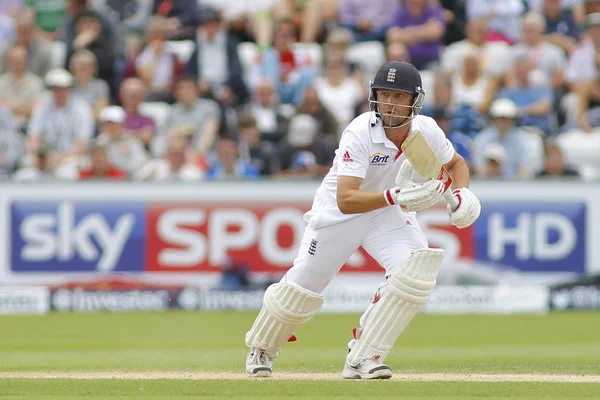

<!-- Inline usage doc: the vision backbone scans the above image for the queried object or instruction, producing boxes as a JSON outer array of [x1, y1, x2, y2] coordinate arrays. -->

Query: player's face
[[376, 89, 413, 126]]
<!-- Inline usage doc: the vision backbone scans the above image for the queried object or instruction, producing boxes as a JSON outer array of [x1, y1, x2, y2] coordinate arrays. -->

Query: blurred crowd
[[0, 0, 600, 182]]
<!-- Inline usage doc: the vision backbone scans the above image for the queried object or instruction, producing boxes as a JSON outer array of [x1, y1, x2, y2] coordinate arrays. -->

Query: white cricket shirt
[[304, 112, 455, 229]]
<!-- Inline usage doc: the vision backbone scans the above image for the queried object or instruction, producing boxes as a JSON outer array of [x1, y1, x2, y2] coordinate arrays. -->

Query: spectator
[[473, 98, 531, 179], [63, 0, 115, 52], [386, 42, 412, 63], [24, 0, 66, 39], [0, 1, 24, 16], [481, 142, 506, 179], [123, 16, 185, 102], [564, 13, 600, 98], [337, 0, 398, 42], [165, 75, 221, 155], [500, 56, 557, 136], [96, 105, 148, 175], [65, 9, 116, 87], [0, 105, 24, 178], [535, 140, 581, 177], [429, 105, 472, 166], [237, 113, 279, 176], [466, 0, 525, 44], [450, 49, 495, 114], [313, 52, 363, 129], [323, 28, 364, 80], [510, 11, 566, 89], [245, 78, 290, 143], [542, 0, 580, 54], [0, 44, 44, 131], [0, 9, 53, 77], [207, 137, 260, 180], [12, 147, 62, 181], [92, 0, 152, 37], [572, 54, 600, 131], [151, 0, 197, 40], [275, 0, 339, 43], [187, 7, 248, 106], [441, 18, 512, 79], [277, 114, 334, 178], [438, 0, 468, 45], [119, 77, 157, 148], [79, 145, 128, 180], [69, 49, 109, 122], [386, 0, 446, 70], [296, 86, 339, 142], [136, 135, 204, 180], [27, 68, 94, 166], [260, 19, 316, 105]]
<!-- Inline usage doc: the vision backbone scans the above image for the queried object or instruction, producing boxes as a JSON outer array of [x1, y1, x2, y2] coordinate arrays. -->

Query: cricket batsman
[[244, 61, 481, 379]]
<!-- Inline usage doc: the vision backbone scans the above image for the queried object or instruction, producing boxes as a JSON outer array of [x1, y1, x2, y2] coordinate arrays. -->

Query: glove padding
[[386, 160, 445, 212], [447, 188, 481, 229]]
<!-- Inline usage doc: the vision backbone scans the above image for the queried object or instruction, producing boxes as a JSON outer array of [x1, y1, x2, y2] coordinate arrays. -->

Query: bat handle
[[443, 190, 460, 211]]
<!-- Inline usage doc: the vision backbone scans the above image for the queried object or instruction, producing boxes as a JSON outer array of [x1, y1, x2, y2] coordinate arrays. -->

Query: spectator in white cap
[[277, 114, 335, 178], [27, 68, 94, 170], [482, 143, 506, 179], [473, 98, 530, 179], [96, 105, 148, 176]]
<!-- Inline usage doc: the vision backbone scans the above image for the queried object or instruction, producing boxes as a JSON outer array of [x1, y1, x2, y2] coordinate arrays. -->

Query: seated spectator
[[27, 0, 67, 39], [0, 105, 24, 178], [92, 0, 152, 38], [429, 106, 472, 166], [323, 27, 364, 79], [450, 49, 495, 113], [510, 12, 566, 89], [296, 86, 339, 142], [63, 0, 115, 46], [313, 53, 363, 129], [69, 49, 109, 122], [275, 0, 339, 43], [441, 18, 512, 79], [245, 77, 290, 143], [206, 137, 260, 180], [123, 16, 185, 103], [277, 114, 334, 178], [164, 75, 221, 155], [0, 9, 52, 77], [466, 0, 525, 45], [473, 98, 531, 179], [535, 140, 581, 177], [386, 42, 411, 63], [500, 56, 557, 136], [337, 0, 398, 42], [96, 105, 148, 176], [481, 142, 506, 179], [571, 54, 600, 132], [27, 68, 94, 167], [12, 147, 55, 181], [78, 145, 128, 180], [0, 44, 44, 131], [237, 113, 279, 176], [65, 9, 116, 88], [386, 0, 446, 70], [438, 0, 467, 45], [136, 135, 204, 180], [186, 7, 248, 106], [119, 77, 157, 148], [151, 0, 197, 40], [542, 0, 580, 54], [260, 19, 317, 105]]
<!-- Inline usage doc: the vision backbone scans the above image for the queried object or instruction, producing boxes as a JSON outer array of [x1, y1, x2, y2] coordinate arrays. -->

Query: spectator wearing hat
[[136, 135, 205, 181], [0, 44, 44, 131], [237, 113, 279, 176], [481, 143, 506, 179], [123, 16, 185, 103], [337, 0, 399, 42], [78, 145, 128, 180], [535, 140, 581, 177], [151, 0, 198, 40], [277, 113, 334, 178], [186, 7, 249, 106], [96, 105, 148, 176], [206, 137, 260, 180], [27, 68, 94, 166], [473, 98, 530, 179]]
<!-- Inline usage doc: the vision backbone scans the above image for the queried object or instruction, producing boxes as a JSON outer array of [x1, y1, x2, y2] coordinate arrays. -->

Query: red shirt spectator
[[79, 146, 128, 180]]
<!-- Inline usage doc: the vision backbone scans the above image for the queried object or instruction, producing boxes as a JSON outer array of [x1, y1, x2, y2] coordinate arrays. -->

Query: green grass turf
[[1, 311, 599, 399]]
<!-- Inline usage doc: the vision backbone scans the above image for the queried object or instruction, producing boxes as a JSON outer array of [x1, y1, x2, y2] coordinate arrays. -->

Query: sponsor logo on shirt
[[342, 151, 353, 163], [369, 152, 390, 166]]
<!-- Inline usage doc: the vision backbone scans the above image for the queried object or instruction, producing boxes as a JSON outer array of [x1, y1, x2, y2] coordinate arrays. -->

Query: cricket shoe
[[341, 356, 392, 379], [246, 348, 273, 377]]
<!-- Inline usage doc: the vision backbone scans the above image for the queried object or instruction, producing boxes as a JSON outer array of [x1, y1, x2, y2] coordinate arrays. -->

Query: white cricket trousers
[[285, 205, 428, 329]]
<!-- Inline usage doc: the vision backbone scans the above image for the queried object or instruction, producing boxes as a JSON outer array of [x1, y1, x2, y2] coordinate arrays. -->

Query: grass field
[[1, 311, 599, 399]]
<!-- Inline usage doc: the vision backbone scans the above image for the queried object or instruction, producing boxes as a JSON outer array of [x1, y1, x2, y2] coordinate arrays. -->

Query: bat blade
[[401, 130, 459, 209]]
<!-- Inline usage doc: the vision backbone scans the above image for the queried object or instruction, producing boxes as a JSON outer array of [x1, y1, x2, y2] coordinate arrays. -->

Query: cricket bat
[[400, 130, 460, 210]]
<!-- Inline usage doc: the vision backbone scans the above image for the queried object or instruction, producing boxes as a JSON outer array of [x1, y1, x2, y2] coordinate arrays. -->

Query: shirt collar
[[369, 112, 408, 151]]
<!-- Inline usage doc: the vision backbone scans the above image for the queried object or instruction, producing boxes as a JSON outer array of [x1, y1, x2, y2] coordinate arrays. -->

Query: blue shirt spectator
[[207, 138, 260, 180]]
